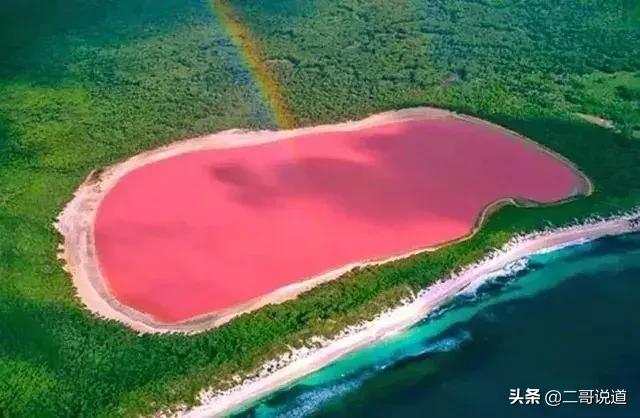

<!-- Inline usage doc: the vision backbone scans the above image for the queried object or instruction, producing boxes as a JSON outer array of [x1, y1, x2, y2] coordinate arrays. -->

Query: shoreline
[[179, 211, 640, 417], [54, 106, 591, 334]]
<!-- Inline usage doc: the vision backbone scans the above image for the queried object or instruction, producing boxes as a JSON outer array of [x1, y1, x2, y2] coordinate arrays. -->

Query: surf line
[[212, 0, 295, 129]]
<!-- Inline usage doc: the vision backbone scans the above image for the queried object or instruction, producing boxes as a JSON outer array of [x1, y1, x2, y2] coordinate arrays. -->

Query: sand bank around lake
[[55, 107, 591, 333]]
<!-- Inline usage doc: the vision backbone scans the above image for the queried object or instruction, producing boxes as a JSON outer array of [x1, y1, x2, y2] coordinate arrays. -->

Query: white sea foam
[[266, 378, 364, 418], [422, 329, 472, 354], [533, 237, 592, 255], [461, 258, 530, 296]]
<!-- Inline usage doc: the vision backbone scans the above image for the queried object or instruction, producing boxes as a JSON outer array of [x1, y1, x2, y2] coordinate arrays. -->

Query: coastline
[[54, 106, 591, 334], [179, 211, 640, 417]]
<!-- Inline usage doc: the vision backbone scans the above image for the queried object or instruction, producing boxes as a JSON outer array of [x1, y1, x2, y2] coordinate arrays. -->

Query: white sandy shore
[[177, 211, 640, 417], [55, 107, 591, 334]]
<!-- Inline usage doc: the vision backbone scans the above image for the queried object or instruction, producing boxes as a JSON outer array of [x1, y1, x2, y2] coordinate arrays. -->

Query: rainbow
[[212, 0, 295, 129]]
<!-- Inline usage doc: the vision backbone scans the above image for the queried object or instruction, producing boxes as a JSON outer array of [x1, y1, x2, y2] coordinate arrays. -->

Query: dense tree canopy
[[0, 0, 639, 415]]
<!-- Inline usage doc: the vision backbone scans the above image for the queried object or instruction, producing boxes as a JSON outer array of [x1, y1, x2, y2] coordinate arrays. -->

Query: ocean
[[230, 232, 640, 418]]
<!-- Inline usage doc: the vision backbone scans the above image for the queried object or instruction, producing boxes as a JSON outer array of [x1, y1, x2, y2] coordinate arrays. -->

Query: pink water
[[94, 119, 581, 322]]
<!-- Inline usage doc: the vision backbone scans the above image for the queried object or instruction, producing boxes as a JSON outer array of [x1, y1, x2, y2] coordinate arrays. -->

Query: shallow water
[[231, 232, 640, 418]]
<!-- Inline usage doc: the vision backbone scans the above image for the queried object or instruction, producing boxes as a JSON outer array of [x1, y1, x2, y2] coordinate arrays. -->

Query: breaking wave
[[259, 378, 367, 418], [421, 329, 472, 354], [533, 238, 592, 255], [460, 258, 531, 298]]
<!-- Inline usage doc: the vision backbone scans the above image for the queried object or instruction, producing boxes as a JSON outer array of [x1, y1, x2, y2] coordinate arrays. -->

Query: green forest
[[1, 0, 639, 416]]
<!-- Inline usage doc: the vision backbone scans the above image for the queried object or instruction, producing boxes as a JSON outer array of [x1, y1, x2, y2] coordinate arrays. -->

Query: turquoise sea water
[[231, 232, 640, 418]]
